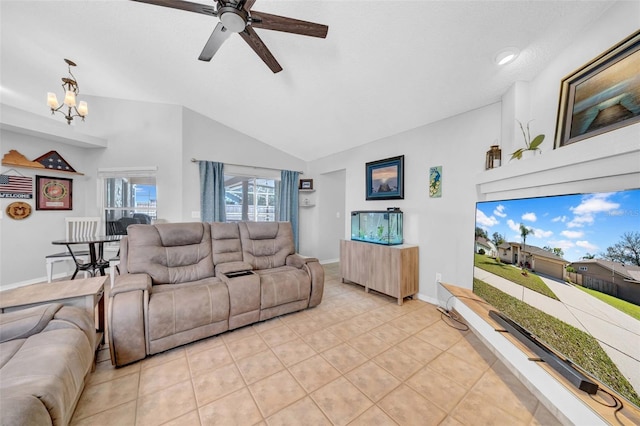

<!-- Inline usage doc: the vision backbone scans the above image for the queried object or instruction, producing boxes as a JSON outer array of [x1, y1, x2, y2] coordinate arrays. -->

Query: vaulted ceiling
[[0, 1, 615, 161]]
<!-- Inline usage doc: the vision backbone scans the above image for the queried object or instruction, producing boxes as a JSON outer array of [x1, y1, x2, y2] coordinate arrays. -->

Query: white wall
[[306, 0, 640, 304], [79, 96, 184, 223], [308, 104, 499, 303], [0, 130, 92, 285], [180, 108, 307, 222], [530, 1, 640, 146], [300, 169, 346, 262], [2, 1, 637, 292], [0, 101, 308, 287]]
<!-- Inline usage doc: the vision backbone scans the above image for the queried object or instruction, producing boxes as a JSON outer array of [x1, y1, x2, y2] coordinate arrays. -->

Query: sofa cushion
[[0, 327, 93, 426], [0, 339, 24, 369], [210, 222, 244, 265], [148, 278, 229, 341], [44, 306, 98, 351], [255, 266, 311, 309], [126, 223, 215, 284], [238, 222, 295, 270]]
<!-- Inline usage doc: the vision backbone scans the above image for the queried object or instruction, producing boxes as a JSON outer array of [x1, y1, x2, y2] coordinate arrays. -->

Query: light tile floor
[[71, 264, 559, 425]]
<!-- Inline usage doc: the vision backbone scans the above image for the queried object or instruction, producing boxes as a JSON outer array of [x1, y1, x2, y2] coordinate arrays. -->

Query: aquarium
[[351, 209, 403, 245]]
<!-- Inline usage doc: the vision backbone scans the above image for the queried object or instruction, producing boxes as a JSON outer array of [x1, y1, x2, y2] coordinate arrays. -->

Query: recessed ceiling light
[[495, 48, 520, 66]]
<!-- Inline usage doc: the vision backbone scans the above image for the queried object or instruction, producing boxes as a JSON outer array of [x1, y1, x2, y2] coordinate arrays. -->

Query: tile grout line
[[72, 269, 554, 425]]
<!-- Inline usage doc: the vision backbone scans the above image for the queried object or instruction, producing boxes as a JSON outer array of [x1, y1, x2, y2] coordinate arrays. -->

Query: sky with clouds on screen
[[476, 189, 640, 262]]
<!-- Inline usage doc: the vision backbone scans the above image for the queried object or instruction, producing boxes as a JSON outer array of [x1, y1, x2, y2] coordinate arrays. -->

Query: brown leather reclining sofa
[[108, 221, 324, 367]]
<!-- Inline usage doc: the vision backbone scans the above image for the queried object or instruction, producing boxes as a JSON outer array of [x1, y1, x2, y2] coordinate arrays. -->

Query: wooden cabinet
[[340, 239, 419, 305]]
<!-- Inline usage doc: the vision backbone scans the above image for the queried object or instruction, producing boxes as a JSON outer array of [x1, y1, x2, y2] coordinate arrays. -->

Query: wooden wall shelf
[[1, 162, 84, 176], [2, 150, 84, 175]]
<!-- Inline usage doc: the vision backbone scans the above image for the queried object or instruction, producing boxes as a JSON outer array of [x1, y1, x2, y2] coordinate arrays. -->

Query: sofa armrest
[[0, 303, 62, 343], [285, 255, 324, 308], [46, 305, 97, 350], [108, 273, 151, 367], [286, 254, 320, 269], [110, 274, 152, 297], [0, 395, 53, 426], [304, 260, 325, 308]]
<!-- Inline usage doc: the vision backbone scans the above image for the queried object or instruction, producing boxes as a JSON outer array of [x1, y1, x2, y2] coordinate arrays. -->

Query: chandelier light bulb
[[47, 92, 59, 109], [77, 101, 88, 117], [64, 90, 76, 107]]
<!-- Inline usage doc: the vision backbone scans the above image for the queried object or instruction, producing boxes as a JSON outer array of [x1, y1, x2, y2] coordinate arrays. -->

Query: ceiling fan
[[131, 0, 329, 73]]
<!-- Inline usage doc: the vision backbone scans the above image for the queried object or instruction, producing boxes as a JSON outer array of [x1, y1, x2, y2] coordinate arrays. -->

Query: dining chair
[[45, 217, 101, 283]]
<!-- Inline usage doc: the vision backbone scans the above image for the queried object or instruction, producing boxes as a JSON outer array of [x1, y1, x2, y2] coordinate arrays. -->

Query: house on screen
[[570, 259, 640, 305], [498, 242, 568, 281]]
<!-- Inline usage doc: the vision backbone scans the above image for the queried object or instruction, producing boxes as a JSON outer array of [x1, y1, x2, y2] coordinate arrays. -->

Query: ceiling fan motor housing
[[218, 5, 247, 33]]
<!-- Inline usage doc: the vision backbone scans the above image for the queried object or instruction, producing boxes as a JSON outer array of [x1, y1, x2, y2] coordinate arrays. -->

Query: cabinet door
[[393, 246, 419, 299], [340, 240, 369, 285], [367, 244, 392, 295]]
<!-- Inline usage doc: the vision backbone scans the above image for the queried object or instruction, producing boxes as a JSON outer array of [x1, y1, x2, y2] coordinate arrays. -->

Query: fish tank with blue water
[[351, 209, 403, 245]]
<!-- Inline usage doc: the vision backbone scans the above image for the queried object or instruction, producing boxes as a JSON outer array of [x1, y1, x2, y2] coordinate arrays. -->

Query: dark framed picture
[[36, 175, 72, 210], [299, 179, 314, 190], [555, 29, 640, 148], [366, 155, 404, 200]]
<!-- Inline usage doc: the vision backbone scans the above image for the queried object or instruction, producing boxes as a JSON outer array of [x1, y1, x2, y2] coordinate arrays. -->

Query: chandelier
[[47, 59, 88, 124]]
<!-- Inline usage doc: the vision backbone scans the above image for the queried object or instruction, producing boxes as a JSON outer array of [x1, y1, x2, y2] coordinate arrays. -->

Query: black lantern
[[485, 145, 502, 169]]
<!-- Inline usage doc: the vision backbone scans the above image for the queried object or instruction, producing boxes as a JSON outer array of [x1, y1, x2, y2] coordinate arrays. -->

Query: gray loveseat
[[109, 221, 324, 367], [0, 303, 96, 426]]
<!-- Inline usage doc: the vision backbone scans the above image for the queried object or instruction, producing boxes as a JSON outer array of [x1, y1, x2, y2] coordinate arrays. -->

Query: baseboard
[[1, 273, 61, 291], [1, 271, 78, 291], [320, 258, 339, 265], [416, 292, 439, 306]]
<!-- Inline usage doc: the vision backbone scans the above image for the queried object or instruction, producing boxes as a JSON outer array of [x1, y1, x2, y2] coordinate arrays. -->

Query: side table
[[0, 276, 107, 349]]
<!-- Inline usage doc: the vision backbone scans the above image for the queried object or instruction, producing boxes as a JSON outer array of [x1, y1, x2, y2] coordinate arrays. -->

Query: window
[[98, 168, 157, 235], [224, 175, 279, 222], [579, 266, 588, 272]]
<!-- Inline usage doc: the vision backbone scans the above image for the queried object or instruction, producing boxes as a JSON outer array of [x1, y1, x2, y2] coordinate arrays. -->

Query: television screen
[[473, 188, 640, 408]]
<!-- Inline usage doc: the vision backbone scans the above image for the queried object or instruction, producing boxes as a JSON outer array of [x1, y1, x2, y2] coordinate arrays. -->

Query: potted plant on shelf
[[510, 120, 544, 160]]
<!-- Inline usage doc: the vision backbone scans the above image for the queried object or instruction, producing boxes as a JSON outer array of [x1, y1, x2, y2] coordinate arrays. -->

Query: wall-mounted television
[[473, 188, 640, 409]]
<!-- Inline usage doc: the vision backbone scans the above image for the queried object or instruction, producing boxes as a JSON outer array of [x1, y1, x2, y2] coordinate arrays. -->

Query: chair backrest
[[125, 222, 214, 284], [65, 217, 101, 240], [118, 217, 141, 234], [238, 222, 295, 270], [106, 220, 126, 236], [132, 213, 152, 224]]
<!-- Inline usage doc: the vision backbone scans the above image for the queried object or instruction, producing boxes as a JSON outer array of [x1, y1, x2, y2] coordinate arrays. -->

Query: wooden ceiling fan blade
[[239, 26, 283, 73], [199, 23, 232, 61], [242, 0, 257, 11], [250, 11, 328, 38], [130, 0, 217, 16]]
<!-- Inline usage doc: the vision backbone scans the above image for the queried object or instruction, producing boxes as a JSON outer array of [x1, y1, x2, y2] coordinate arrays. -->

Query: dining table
[[51, 235, 122, 280]]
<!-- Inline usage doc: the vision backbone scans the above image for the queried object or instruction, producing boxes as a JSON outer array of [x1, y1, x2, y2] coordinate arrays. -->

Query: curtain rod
[[190, 158, 303, 175]]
